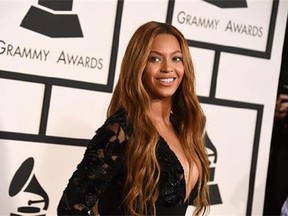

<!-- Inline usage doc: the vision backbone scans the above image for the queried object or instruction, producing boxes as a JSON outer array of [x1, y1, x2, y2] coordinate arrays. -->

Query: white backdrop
[[0, 0, 287, 215]]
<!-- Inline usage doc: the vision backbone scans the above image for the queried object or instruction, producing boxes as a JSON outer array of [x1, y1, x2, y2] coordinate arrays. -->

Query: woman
[[57, 21, 209, 216]]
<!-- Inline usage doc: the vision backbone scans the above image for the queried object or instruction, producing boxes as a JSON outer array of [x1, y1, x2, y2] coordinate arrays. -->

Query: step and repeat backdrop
[[0, 0, 287, 215]]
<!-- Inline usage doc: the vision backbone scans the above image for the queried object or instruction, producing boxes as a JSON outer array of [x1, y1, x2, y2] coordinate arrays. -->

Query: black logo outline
[[20, 0, 83, 38], [9, 157, 50, 215]]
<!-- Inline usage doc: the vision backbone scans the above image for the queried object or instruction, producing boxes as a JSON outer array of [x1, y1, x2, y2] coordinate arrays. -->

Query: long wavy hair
[[107, 21, 209, 215]]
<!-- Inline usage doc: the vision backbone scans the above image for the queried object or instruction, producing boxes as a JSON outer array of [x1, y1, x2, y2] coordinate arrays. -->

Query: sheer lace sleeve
[[57, 115, 128, 215]]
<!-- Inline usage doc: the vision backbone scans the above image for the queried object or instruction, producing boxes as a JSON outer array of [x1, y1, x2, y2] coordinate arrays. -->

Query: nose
[[160, 60, 173, 73], [160, 68, 173, 73]]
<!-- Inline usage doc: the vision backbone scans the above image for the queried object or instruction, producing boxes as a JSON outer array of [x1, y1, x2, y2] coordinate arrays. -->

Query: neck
[[150, 97, 172, 125]]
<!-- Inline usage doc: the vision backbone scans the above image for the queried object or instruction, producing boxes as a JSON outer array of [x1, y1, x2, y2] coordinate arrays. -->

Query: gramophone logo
[[9, 157, 49, 216], [205, 132, 222, 205], [20, 0, 83, 37], [202, 0, 248, 8]]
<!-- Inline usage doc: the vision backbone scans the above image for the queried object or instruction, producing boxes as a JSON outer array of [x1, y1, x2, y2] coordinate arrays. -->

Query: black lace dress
[[57, 110, 199, 215]]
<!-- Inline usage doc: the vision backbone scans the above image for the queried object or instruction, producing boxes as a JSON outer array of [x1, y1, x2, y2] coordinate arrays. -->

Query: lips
[[156, 78, 175, 83]]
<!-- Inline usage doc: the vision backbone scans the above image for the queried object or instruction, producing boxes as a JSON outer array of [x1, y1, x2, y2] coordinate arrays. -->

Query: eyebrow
[[149, 50, 182, 55]]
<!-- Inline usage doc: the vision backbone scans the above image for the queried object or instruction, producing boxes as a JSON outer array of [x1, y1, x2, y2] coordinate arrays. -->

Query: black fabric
[[57, 109, 199, 215], [263, 19, 288, 215], [263, 121, 288, 215]]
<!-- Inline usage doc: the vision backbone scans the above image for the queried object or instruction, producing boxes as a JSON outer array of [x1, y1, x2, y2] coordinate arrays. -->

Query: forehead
[[151, 34, 181, 50]]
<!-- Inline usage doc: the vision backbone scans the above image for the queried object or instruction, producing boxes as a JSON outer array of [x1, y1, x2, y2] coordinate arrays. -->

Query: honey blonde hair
[[107, 21, 209, 215]]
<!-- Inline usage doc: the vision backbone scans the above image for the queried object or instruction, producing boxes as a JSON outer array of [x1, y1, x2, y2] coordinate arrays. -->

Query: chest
[[156, 138, 198, 207]]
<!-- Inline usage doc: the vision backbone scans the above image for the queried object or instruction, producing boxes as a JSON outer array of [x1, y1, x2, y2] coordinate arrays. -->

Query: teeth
[[158, 78, 174, 83]]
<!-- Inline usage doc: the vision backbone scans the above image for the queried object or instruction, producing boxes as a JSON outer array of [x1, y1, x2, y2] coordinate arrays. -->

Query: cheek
[[179, 68, 185, 80], [143, 66, 155, 82]]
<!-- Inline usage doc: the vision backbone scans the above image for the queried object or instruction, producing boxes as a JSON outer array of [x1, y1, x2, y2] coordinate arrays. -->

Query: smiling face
[[143, 34, 185, 101]]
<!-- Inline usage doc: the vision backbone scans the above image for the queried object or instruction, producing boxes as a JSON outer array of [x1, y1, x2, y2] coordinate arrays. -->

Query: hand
[[275, 94, 288, 120]]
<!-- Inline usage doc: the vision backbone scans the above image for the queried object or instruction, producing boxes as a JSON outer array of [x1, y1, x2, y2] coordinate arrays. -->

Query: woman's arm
[[57, 121, 127, 215]]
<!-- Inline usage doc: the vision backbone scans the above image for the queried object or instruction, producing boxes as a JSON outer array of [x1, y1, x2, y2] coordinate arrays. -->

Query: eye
[[172, 56, 183, 62], [149, 55, 161, 62]]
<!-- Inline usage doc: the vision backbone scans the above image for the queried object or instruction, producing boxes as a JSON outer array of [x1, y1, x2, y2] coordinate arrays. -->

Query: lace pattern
[[57, 109, 198, 215]]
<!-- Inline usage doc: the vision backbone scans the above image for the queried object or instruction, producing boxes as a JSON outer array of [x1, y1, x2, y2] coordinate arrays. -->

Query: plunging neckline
[[159, 136, 197, 202]]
